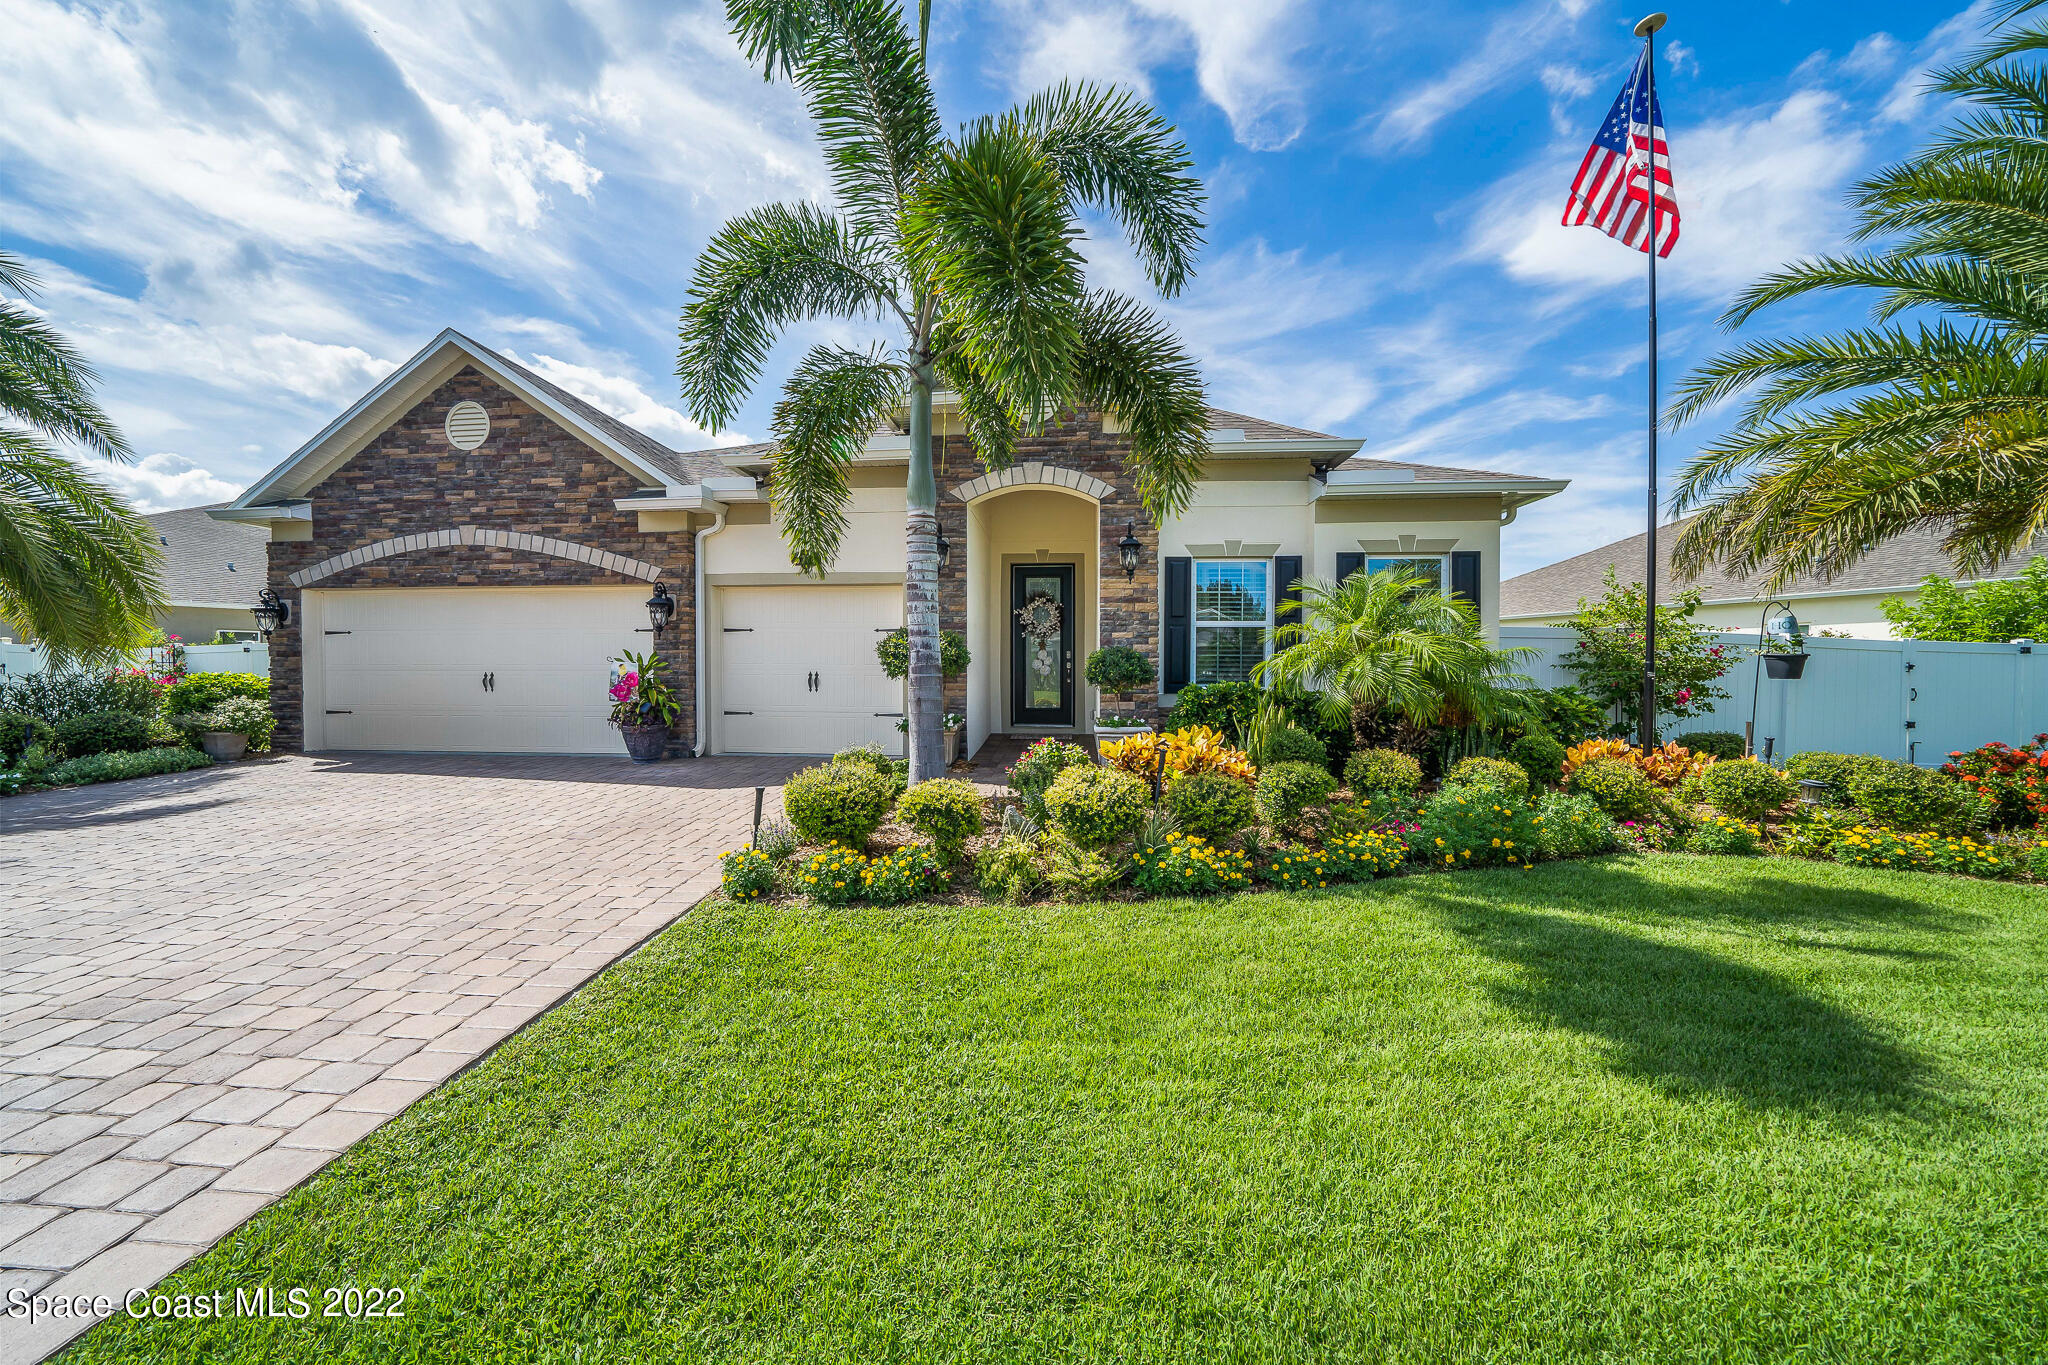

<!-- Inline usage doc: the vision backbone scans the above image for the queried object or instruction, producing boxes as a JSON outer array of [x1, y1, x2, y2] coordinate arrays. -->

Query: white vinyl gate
[[1501, 627, 2048, 763]]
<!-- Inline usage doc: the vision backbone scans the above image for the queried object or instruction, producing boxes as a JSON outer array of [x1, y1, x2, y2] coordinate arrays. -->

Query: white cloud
[[1132, 0, 1310, 151], [510, 351, 742, 449], [1841, 32, 1903, 80], [1009, 10, 1160, 100], [1372, 0, 1591, 154], [1541, 65, 1595, 99], [1473, 89, 1869, 306], [100, 453, 243, 513], [1878, 1, 1995, 124], [1663, 40, 1697, 77]]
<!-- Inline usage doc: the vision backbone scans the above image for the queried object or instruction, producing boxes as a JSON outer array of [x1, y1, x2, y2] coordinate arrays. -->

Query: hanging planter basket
[[1762, 651, 1809, 680]]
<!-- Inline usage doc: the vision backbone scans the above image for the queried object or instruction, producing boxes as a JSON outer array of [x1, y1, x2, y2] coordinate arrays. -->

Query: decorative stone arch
[[949, 462, 1115, 503], [288, 526, 664, 588]]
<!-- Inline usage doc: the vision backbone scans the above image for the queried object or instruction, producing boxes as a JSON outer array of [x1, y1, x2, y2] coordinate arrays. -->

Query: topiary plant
[[1671, 730, 1745, 761], [1507, 731, 1568, 787], [1164, 770, 1256, 842], [1254, 760, 1337, 834], [1566, 757, 1664, 823], [1043, 765, 1150, 849], [782, 760, 901, 849], [1696, 758, 1797, 822], [1443, 755, 1531, 801], [1084, 646, 1153, 723], [875, 629, 970, 679], [832, 743, 909, 796], [1344, 747, 1422, 797], [52, 710, 155, 758], [894, 778, 985, 866]]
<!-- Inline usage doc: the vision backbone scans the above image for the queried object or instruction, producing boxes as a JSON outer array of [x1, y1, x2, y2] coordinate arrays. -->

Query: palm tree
[[680, 0, 1209, 783], [0, 250, 162, 661], [1667, 1, 2048, 588], [1255, 567, 1534, 736]]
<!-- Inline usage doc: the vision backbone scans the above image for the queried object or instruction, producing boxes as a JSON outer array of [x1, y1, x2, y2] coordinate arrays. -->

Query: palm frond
[[1011, 81, 1206, 297], [0, 431, 162, 660], [929, 339, 1018, 470], [787, 0, 942, 246], [1071, 290, 1208, 522], [677, 202, 901, 432], [767, 345, 905, 575], [0, 248, 39, 299], [0, 303, 131, 460]]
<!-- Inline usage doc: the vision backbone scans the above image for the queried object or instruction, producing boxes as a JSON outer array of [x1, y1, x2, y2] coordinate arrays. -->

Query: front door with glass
[[1010, 564, 1074, 727]]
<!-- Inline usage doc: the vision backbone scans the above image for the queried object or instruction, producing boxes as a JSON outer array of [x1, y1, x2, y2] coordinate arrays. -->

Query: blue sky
[[0, 0, 1997, 575]]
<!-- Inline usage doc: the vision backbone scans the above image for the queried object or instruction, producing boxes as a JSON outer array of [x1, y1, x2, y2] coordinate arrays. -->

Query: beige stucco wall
[[1506, 587, 1923, 639]]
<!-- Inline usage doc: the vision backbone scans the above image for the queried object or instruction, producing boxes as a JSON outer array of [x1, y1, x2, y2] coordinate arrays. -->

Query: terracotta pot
[[620, 723, 670, 763], [198, 731, 248, 762], [1762, 652, 1809, 680]]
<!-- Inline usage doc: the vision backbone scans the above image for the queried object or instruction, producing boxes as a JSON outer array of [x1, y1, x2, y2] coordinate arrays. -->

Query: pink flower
[[1675, 688, 1692, 704], [609, 671, 639, 703]]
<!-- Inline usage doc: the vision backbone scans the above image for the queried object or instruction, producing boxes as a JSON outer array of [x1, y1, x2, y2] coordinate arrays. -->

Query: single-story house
[[0, 504, 268, 650], [213, 329, 1566, 759], [1500, 517, 2045, 638]]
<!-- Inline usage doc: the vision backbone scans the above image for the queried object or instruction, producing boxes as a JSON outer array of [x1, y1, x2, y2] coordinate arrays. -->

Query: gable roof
[[1500, 517, 2046, 618], [147, 505, 269, 606], [1337, 456, 1555, 484], [1205, 407, 1335, 441]]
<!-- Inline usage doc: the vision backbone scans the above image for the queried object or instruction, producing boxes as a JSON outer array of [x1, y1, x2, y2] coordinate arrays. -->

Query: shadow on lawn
[[1548, 856, 1985, 935], [1406, 881, 1948, 1114]]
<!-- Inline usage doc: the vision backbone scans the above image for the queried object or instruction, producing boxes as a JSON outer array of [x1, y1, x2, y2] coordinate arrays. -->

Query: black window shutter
[[1164, 556, 1192, 690], [1335, 551, 1365, 582], [1273, 555, 1303, 630], [1451, 550, 1481, 614]]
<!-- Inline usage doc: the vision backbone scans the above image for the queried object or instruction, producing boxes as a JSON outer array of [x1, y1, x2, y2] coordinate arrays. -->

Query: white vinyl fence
[[1502, 627, 2048, 765], [0, 640, 269, 685]]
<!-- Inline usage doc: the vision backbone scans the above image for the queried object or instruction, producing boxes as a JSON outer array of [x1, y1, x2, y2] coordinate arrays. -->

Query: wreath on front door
[[1016, 592, 1063, 682]]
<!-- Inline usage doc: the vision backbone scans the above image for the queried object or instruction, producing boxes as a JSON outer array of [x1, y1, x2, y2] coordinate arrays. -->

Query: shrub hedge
[[1697, 759, 1797, 821], [783, 760, 900, 849], [53, 710, 156, 758], [45, 747, 212, 788], [894, 779, 985, 866], [1254, 761, 1336, 833], [1343, 747, 1421, 797], [1164, 770, 1255, 842], [1444, 755, 1532, 801], [1508, 731, 1568, 787], [1044, 766, 1150, 849]]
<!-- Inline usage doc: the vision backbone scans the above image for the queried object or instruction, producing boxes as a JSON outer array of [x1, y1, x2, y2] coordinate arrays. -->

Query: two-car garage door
[[307, 587, 650, 754], [716, 584, 903, 755]]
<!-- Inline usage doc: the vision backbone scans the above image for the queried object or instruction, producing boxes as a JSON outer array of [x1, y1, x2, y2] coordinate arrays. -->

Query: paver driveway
[[0, 751, 799, 1361]]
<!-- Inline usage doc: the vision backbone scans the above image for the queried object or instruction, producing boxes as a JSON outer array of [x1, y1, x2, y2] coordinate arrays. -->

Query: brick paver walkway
[[0, 751, 798, 1361]]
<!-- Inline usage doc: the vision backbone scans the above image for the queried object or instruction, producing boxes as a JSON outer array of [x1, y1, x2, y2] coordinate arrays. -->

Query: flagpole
[[1635, 11, 1667, 752]]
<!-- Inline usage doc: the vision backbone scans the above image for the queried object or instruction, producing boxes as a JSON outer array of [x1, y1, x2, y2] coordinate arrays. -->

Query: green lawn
[[69, 856, 2048, 1363]]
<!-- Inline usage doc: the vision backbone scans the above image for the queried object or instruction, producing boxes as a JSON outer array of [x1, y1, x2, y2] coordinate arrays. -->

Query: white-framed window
[[1193, 559, 1271, 684], [1366, 555, 1449, 594]]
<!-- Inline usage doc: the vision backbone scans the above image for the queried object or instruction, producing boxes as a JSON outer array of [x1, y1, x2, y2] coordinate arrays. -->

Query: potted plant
[[877, 628, 970, 758], [1760, 611, 1810, 679], [609, 649, 680, 763], [174, 695, 273, 761], [1085, 646, 1154, 756], [897, 713, 967, 764]]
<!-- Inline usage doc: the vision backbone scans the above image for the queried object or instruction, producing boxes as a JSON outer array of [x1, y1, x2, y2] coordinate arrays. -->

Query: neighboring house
[[214, 329, 1566, 759], [1500, 517, 2044, 637], [0, 504, 268, 648]]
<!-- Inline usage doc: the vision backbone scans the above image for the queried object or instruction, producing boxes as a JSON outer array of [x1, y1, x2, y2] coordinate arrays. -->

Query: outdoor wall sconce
[[937, 532, 951, 572], [250, 588, 290, 640], [645, 581, 676, 634], [1118, 522, 1142, 579]]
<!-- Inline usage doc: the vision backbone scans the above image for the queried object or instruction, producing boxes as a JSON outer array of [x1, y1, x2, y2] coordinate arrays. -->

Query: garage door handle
[[326, 709, 352, 715], [724, 710, 753, 716], [324, 630, 352, 635], [874, 711, 903, 717], [723, 627, 753, 633]]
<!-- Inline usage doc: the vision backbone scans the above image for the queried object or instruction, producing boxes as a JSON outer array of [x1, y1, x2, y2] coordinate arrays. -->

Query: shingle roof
[[466, 340, 744, 485], [1204, 407, 1337, 441], [1500, 517, 2045, 617], [147, 506, 269, 606], [1338, 456, 1555, 483]]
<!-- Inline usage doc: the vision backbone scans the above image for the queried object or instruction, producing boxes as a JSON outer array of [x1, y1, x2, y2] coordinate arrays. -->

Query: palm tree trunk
[[904, 359, 945, 784]]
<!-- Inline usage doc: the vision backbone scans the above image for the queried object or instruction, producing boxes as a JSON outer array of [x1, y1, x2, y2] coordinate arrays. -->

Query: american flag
[[1563, 48, 1679, 257]]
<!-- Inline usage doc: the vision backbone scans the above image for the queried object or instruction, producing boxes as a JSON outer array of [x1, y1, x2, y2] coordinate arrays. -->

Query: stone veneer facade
[[934, 408, 1160, 724], [265, 366, 694, 754]]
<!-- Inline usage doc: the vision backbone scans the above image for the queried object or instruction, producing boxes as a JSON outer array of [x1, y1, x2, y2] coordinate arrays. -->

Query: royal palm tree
[[679, 0, 1209, 783], [0, 250, 162, 661], [1668, 1, 2048, 588], [1255, 567, 1533, 734]]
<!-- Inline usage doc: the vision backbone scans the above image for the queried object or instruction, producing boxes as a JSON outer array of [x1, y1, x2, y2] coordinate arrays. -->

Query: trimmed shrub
[[1044, 765, 1150, 849], [1685, 813, 1765, 856], [894, 779, 985, 865], [173, 695, 275, 752], [1083, 645, 1153, 695], [1566, 758, 1664, 823], [1507, 731, 1568, 787], [1256, 722, 1328, 770], [832, 744, 909, 796], [0, 712, 54, 765], [1163, 770, 1255, 842], [1444, 755, 1531, 801], [719, 847, 776, 900], [861, 845, 946, 904], [1672, 730, 1745, 761], [1256, 843, 1332, 889], [1255, 761, 1337, 834], [1164, 680, 1259, 742], [1318, 827, 1407, 881], [0, 668, 160, 724], [44, 747, 212, 788], [1784, 751, 1871, 805], [53, 710, 154, 758], [782, 760, 900, 849], [1344, 746, 1422, 797], [1844, 758, 1992, 835], [1532, 792, 1615, 859], [1008, 737, 1093, 821], [1130, 832, 1251, 895], [161, 672, 267, 717], [1697, 758, 1796, 821], [1417, 788, 1542, 869], [974, 835, 1042, 903], [795, 845, 868, 904]]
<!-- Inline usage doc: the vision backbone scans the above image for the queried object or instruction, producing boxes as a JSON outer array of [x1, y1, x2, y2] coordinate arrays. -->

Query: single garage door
[[717, 584, 903, 754], [308, 586, 653, 754]]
